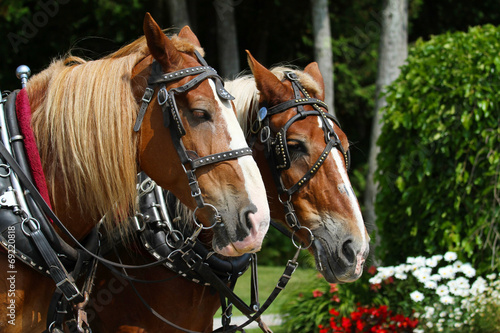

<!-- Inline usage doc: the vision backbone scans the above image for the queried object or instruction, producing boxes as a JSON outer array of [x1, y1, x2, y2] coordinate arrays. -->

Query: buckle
[[56, 278, 83, 302], [285, 71, 299, 81], [142, 87, 154, 103]]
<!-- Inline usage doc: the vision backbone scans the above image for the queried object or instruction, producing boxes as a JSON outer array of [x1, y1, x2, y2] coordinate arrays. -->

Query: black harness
[[251, 71, 350, 239], [114, 71, 352, 333], [134, 50, 253, 219], [111, 173, 299, 333], [0, 49, 254, 333], [0, 89, 100, 333]]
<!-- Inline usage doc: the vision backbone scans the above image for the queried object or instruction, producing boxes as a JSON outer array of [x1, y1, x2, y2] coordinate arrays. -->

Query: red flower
[[351, 311, 362, 321], [368, 265, 377, 275], [384, 277, 394, 284], [312, 289, 324, 298], [331, 294, 341, 303], [370, 283, 382, 292], [329, 309, 340, 316], [356, 320, 365, 331], [341, 317, 352, 330], [329, 283, 339, 293]]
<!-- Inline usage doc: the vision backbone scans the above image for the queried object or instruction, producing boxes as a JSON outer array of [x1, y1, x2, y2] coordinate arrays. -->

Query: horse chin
[[213, 241, 261, 257], [312, 237, 365, 284]]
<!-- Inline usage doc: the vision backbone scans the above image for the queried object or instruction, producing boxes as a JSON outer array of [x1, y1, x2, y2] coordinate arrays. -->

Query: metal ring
[[0, 164, 11, 178], [165, 230, 184, 248], [278, 192, 291, 205], [192, 204, 222, 230], [21, 217, 41, 237], [291, 226, 314, 250], [139, 178, 155, 194], [259, 126, 270, 143]]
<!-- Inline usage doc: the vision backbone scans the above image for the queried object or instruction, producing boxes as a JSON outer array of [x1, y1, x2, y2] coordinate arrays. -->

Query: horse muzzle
[[211, 205, 270, 257], [312, 233, 369, 284]]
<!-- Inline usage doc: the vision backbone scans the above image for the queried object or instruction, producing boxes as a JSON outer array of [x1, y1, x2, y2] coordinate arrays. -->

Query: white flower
[[452, 260, 464, 270], [377, 266, 395, 279], [431, 274, 443, 282], [440, 295, 454, 304], [486, 273, 497, 280], [432, 254, 443, 262], [410, 290, 425, 302], [426, 257, 439, 268], [424, 280, 438, 289], [470, 277, 487, 295], [444, 251, 458, 262], [460, 263, 476, 278], [425, 306, 435, 318], [436, 285, 449, 296], [413, 267, 432, 282], [395, 272, 408, 280], [438, 266, 456, 279], [369, 276, 382, 284]]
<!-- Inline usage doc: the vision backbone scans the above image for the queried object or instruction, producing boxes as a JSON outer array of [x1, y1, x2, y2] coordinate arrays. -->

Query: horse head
[[134, 14, 270, 256], [27, 14, 269, 257], [229, 51, 370, 283]]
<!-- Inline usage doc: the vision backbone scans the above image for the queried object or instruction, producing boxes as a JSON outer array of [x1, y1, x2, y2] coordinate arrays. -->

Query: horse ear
[[143, 12, 182, 69], [246, 50, 288, 104], [178, 26, 202, 48], [304, 62, 325, 100]]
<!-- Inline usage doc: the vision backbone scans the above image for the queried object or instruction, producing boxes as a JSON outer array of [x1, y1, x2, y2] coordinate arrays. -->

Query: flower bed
[[279, 252, 499, 332]]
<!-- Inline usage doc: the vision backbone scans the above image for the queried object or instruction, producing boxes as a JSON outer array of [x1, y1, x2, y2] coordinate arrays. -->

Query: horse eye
[[287, 140, 307, 155], [191, 109, 210, 120]]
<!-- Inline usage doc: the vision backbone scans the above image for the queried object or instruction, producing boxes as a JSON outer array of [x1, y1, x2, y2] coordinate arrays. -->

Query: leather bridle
[[134, 50, 253, 227], [250, 71, 350, 242]]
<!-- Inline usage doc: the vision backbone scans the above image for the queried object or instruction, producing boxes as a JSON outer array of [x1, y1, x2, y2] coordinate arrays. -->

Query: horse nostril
[[341, 238, 356, 266]]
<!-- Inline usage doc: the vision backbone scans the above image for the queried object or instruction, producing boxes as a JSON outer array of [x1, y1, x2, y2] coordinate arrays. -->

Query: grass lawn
[[213, 265, 319, 327]]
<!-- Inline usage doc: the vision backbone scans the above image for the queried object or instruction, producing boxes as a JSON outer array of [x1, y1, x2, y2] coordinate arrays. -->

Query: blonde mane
[[225, 66, 323, 135], [26, 33, 203, 232]]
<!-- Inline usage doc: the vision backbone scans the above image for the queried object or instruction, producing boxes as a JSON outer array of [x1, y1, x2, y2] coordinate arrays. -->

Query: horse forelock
[[270, 66, 323, 99]]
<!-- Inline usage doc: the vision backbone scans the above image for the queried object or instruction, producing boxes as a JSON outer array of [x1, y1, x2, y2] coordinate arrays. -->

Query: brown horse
[[0, 15, 269, 333], [88, 52, 369, 332]]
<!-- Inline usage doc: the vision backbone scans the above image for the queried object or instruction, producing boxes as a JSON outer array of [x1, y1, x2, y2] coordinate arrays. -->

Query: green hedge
[[375, 25, 500, 273]]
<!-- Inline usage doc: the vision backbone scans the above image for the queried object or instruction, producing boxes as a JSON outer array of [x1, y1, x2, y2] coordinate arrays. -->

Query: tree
[[311, 0, 334, 114], [364, 0, 408, 256], [164, 0, 191, 28], [213, 0, 240, 78]]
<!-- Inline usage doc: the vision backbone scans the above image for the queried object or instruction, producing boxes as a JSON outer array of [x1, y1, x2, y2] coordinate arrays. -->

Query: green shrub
[[376, 24, 500, 273]]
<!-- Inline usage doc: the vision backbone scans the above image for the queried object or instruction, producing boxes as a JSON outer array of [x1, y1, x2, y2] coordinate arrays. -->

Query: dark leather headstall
[[251, 71, 350, 235], [133, 50, 252, 224]]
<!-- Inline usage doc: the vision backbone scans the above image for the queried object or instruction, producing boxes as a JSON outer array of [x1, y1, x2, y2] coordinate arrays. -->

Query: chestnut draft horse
[[0, 14, 269, 333], [88, 52, 369, 333]]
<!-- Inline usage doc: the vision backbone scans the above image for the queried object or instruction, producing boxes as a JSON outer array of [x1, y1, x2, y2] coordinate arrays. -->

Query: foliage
[[375, 24, 500, 273], [279, 252, 499, 333]]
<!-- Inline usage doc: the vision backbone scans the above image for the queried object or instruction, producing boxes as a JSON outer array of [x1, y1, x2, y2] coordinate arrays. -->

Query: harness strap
[[0, 142, 84, 303], [267, 97, 327, 116]]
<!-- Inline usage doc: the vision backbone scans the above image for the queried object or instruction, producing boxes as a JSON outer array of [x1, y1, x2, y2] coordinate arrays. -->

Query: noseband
[[134, 51, 253, 227], [251, 71, 350, 239]]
